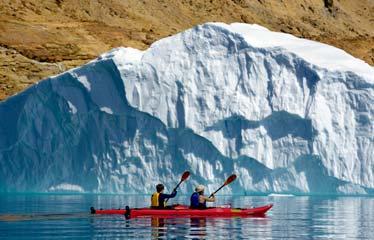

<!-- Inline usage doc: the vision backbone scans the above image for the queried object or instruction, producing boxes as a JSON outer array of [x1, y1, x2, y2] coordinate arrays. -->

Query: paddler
[[151, 183, 177, 209], [190, 185, 215, 209]]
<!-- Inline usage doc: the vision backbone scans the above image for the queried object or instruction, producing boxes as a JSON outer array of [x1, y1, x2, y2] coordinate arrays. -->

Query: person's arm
[[201, 195, 215, 202], [206, 195, 215, 202], [161, 190, 177, 199]]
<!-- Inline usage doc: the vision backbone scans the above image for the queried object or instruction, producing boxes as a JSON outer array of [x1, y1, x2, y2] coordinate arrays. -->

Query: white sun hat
[[195, 185, 205, 193]]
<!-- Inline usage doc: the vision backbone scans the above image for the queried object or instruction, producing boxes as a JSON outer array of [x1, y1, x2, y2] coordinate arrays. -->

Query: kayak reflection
[[150, 217, 208, 239], [149, 215, 269, 240]]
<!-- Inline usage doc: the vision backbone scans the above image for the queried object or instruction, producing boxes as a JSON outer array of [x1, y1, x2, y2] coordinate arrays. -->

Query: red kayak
[[90, 204, 273, 218]]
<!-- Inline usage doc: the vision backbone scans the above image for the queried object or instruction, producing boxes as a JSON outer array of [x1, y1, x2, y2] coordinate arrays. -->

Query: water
[[0, 194, 373, 239]]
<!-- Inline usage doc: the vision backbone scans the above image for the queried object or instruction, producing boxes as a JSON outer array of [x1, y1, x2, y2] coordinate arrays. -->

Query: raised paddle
[[209, 174, 237, 198], [165, 171, 190, 203]]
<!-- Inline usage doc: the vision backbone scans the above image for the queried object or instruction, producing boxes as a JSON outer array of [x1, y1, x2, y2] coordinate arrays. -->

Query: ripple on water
[[0, 195, 373, 239]]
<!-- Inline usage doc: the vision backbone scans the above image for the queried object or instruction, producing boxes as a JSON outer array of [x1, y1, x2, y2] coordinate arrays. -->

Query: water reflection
[[0, 195, 373, 239], [143, 217, 209, 239], [127, 214, 270, 239], [190, 218, 207, 238], [151, 217, 166, 239]]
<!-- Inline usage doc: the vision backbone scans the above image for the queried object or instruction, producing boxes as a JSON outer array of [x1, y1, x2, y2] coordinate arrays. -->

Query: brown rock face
[[0, 0, 373, 100]]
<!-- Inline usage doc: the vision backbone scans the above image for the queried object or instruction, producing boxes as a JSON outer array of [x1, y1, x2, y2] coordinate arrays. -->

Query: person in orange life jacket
[[151, 183, 177, 209], [190, 185, 215, 209]]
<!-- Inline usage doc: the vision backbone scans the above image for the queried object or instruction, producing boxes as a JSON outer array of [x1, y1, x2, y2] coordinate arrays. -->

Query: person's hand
[[210, 194, 215, 200]]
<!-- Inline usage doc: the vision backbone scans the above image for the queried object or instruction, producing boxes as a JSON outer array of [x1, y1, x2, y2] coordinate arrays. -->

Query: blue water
[[0, 194, 373, 239]]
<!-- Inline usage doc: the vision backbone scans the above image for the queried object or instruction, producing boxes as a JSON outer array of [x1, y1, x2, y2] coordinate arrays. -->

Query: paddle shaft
[[164, 180, 182, 204], [173, 180, 183, 192], [208, 174, 237, 198], [209, 184, 225, 198], [165, 171, 190, 203]]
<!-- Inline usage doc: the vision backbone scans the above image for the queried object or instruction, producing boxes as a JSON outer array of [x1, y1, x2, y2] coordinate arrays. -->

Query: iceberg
[[0, 23, 373, 194]]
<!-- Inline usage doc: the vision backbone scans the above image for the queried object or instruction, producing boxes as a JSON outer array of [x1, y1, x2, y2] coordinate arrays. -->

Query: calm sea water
[[0, 194, 373, 239]]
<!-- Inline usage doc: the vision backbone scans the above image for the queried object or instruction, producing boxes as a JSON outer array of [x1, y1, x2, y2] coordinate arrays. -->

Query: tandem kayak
[[90, 204, 273, 218]]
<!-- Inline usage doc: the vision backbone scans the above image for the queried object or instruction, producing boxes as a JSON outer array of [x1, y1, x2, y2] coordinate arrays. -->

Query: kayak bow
[[90, 204, 273, 218]]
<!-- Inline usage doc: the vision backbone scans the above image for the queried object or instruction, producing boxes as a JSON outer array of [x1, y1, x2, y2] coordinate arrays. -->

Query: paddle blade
[[224, 174, 237, 186], [181, 171, 190, 181]]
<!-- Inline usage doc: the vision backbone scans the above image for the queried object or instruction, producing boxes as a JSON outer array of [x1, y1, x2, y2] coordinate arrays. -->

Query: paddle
[[209, 174, 237, 198], [165, 171, 190, 203]]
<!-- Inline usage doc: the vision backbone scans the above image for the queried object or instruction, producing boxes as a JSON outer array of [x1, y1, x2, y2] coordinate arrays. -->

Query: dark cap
[[156, 183, 164, 192]]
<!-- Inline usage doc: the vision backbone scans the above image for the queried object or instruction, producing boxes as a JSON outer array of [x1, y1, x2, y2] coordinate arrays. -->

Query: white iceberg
[[0, 23, 373, 195]]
